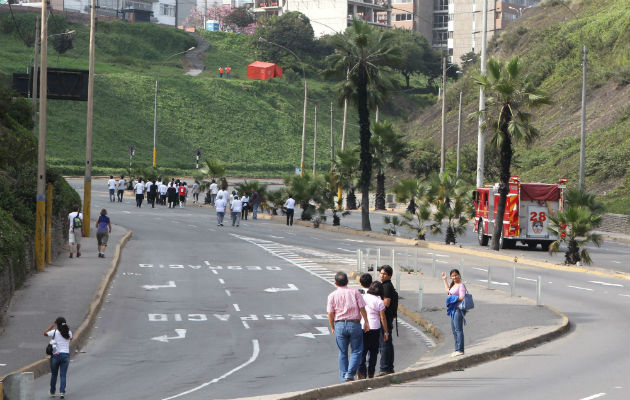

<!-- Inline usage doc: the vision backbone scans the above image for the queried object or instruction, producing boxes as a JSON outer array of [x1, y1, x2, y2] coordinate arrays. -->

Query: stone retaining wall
[[599, 213, 630, 235]]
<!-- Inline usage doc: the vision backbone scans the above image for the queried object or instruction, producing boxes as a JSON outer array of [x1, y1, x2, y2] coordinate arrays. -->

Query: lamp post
[[507, 5, 532, 18], [559, 3, 587, 191], [153, 46, 196, 168], [258, 37, 308, 176], [440, 58, 460, 174]]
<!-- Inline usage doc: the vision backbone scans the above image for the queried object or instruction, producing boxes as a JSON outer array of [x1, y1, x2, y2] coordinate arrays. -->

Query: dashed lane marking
[[233, 234, 435, 348], [588, 281, 623, 287], [568, 285, 594, 291], [579, 393, 606, 400]]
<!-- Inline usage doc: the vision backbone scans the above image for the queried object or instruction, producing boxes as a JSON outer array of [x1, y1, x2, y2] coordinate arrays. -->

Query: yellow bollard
[[35, 199, 45, 271], [46, 183, 53, 263]]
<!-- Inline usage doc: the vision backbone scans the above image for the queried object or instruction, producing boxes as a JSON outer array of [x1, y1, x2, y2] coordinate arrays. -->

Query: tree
[[425, 172, 472, 245], [333, 148, 360, 210], [325, 20, 402, 231], [224, 8, 254, 29], [390, 28, 441, 88], [371, 121, 410, 210], [472, 56, 551, 250], [254, 12, 315, 64], [409, 139, 440, 178], [548, 206, 602, 265]]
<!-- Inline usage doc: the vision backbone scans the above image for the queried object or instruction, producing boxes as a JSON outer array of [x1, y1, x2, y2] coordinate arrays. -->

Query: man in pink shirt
[[327, 271, 370, 382]]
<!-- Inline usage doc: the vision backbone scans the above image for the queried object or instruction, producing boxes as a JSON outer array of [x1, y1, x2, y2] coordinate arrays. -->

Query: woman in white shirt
[[44, 317, 73, 398], [215, 194, 227, 226], [358, 281, 388, 379], [134, 178, 145, 208]]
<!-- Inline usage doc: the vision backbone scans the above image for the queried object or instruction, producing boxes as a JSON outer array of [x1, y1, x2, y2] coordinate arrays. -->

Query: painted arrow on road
[[264, 283, 298, 293], [296, 327, 330, 339], [142, 281, 176, 290], [151, 329, 187, 343]]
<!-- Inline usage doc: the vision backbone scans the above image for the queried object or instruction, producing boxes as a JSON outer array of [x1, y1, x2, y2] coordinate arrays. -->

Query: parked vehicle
[[472, 177, 568, 250]]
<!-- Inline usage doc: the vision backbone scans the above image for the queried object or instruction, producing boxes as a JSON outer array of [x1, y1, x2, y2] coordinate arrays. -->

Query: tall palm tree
[[472, 56, 551, 250], [371, 121, 411, 210], [333, 148, 360, 210], [548, 206, 602, 265], [325, 20, 402, 231]]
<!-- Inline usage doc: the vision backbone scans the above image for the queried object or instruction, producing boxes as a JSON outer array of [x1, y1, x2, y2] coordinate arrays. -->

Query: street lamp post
[[258, 37, 308, 176], [153, 46, 196, 168]]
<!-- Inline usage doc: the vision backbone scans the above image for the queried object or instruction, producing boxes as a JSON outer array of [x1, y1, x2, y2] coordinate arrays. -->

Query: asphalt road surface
[[33, 180, 429, 399]]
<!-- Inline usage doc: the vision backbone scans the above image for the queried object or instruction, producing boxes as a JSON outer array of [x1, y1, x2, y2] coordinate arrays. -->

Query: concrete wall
[[599, 213, 630, 235]]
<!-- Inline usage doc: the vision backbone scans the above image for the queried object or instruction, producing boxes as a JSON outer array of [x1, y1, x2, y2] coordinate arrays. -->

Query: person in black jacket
[[377, 265, 398, 376]]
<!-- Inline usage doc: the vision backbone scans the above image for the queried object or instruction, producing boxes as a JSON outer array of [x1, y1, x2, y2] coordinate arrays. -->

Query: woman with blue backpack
[[442, 269, 468, 357]]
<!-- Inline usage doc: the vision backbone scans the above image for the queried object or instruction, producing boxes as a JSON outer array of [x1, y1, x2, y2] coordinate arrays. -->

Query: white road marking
[[337, 248, 355, 253], [151, 329, 186, 343], [477, 279, 509, 286], [296, 327, 330, 339], [568, 285, 594, 291], [225, 289, 231, 296], [142, 281, 176, 290], [473, 267, 487, 272], [264, 283, 299, 293], [270, 235, 284, 239], [427, 252, 449, 258], [518, 277, 538, 282], [212, 270, 218, 275], [188, 224, 198, 228], [588, 281, 623, 287], [218, 279, 225, 284], [242, 321, 250, 329], [233, 304, 240, 312], [0, 363, 7, 366], [437, 260, 449, 264], [579, 393, 606, 400], [618, 294, 630, 298], [161, 339, 260, 400], [612, 261, 621, 264], [344, 239, 364, 242]]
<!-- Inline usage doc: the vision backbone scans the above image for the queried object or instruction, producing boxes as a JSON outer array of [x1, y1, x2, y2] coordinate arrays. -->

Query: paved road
[[31, 180, 428, 399]]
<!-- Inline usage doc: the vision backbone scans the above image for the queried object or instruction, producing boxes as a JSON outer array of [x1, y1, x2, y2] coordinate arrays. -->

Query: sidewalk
[[0, 224, 131, 381]]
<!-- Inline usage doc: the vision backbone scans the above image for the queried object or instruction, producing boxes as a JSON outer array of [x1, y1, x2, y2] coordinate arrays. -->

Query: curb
[[0, 230, 133, 381]]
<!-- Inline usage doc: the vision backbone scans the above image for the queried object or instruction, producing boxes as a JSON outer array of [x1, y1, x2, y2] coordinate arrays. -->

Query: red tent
[[247, 61, 283, 80]]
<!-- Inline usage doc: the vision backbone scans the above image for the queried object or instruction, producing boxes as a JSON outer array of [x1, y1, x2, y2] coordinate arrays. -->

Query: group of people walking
[[326, 266, 398, 382], [212, 185, 260, 227]]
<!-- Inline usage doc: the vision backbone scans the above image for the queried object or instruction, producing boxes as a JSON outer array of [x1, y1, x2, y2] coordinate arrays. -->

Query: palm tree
[[548, 206, 602, 265], [472, 56, 551, 250], [395, 179, 432, 240], [325, 20, 402, 231], [200, 159, 227, 182], [333, 148, 360, 210], [425, 172, 472, 245], [371, 121, 411, 210]]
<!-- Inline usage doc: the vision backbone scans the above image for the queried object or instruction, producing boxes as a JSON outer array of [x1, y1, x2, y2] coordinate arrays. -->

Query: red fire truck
[[472, 177, 567, 250]]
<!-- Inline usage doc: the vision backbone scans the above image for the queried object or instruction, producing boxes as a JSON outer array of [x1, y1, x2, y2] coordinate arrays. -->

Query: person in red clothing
[[178, 182, 188, 208], [219, 66, 224, 77], [226, 66, 231, 78]]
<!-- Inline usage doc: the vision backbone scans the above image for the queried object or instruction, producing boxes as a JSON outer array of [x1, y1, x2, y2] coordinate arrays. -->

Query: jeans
[[286, 208, 294, 226], [217, 211, 225, 225], [211, 193, 217, 204], [117, 189, 124, 202], [379, 320, 395, 373], [252, 203, 259, 219], [232, 212, 241, 226], [334, 321, 363, 382], [359, 329, 380, 377], [451, 308, 465, 352], [50, 353, 70, 394], [109, 189, 115, 202]]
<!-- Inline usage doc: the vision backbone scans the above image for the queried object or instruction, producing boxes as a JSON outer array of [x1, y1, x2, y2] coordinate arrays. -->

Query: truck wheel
[[478, 221, 489, 246], [500, 231, 514, 249], [541, 242, 550, 251], [527, 242, 538, 250]]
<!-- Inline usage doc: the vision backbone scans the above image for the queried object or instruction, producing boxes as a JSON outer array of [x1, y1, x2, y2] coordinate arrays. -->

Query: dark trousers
[[135, 193, 143, 207], [359, 329, 380, 377], [286, 208, 294, 225], [242, 204, 249, 220], [117, 189, 124, 202], [379, 320, 394, 373]]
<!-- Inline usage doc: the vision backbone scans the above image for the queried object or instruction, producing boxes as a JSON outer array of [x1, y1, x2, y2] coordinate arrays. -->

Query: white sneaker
[[450, 351, 464, 357]]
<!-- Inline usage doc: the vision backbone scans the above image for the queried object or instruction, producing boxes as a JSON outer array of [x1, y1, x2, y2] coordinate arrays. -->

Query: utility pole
[[440, 56, 447, 174], [32, 17, 39, 132], [456, 91, 463, 178], [330, 101, 334, 170], [83, 0, 96, 237], [476, 0, 488, 188], [313, 104, 318, 175], [579, 45, 587, 191], [35, 3, 48, 271], [153, 78, 158, 167], [375, 106, 379, 123]]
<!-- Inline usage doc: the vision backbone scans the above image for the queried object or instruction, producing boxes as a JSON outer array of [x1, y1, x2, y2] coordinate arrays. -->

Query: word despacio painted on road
[[138, 262, 283, 271]]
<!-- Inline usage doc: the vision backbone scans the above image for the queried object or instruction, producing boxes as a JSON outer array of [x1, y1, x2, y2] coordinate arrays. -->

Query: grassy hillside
[[0, 16, 367, 177], [407, 0, 629, 214]]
